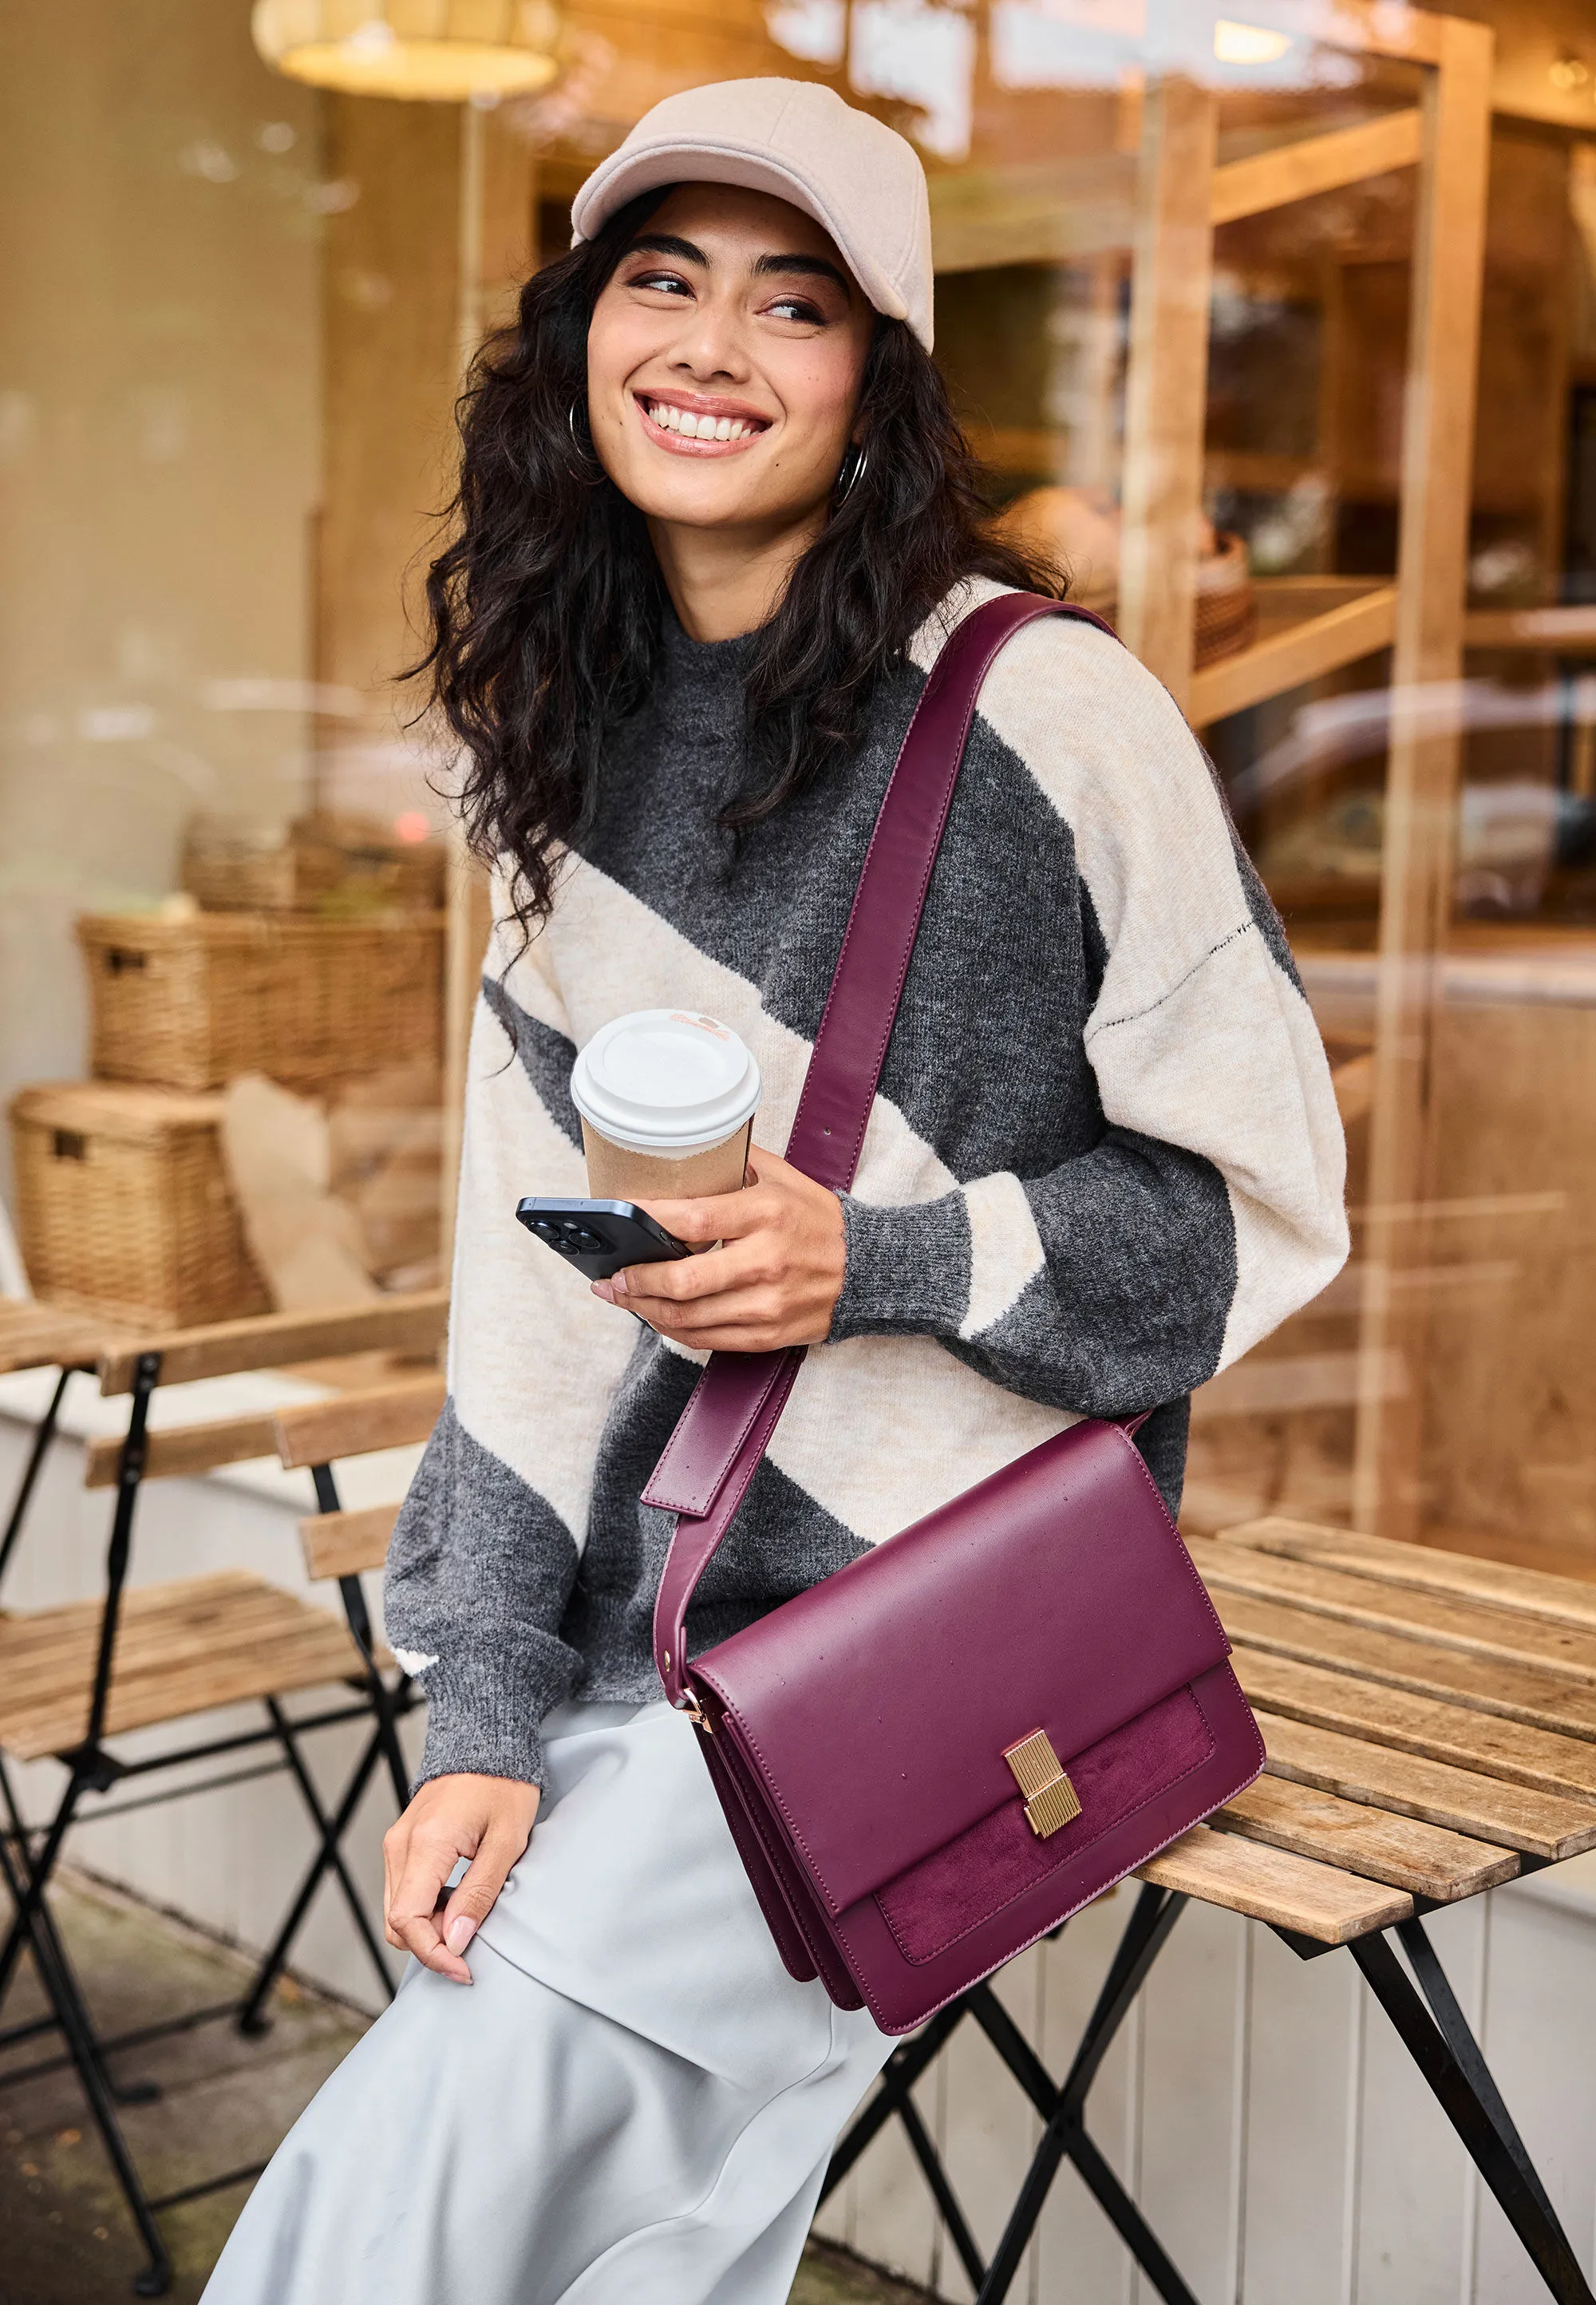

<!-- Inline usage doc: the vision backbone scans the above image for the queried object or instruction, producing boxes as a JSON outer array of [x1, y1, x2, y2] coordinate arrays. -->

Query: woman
[[205, 78, 1346, 2305]]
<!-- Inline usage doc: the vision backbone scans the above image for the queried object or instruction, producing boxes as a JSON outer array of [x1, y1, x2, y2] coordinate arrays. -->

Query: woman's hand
[[382, 1773, 539, 1984], [591, 1146, 846, 1353]]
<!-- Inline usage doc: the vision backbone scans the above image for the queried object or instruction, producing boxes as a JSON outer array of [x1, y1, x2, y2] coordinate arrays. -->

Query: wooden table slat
[[1211, 1587, 1596, 1746], [1236, 1649, 1596, 1805], [1211, 1774, 1518, 1900], [1256, 1710, 1596, 1860], [1217, 1516, 1596, 1635], [1136, 1822, 1413, 1943], [1190, 1532, 1596, 1683]]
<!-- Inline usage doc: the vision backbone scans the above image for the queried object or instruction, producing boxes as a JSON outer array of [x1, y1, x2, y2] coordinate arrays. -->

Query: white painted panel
[[1240, 1919, 1362, 2305], [1035, 1888, 1144, 2305], [810, 2161, 857, 2252], [933, 1942, 1045, 2303], [1354, 1899, 1483, 2305], [1474, 1881, 1596, 2302], [1135, 1894, 1249, 2304], [840, 2067, 944, 2291]]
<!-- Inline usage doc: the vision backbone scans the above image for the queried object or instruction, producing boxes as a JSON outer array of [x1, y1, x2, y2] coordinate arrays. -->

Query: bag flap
[[690, 1419, 1229, 1919]]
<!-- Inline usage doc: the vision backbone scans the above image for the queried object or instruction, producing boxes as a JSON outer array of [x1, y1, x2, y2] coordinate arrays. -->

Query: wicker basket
[[76, 912, 445, 1093], [1194, 531, 1257, 668], [9, 1083, 270, 1330], [181, 812, 446, 917]]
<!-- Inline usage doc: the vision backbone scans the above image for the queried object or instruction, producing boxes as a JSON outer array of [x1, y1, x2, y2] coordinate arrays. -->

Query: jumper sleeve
[[384, 872, 638, 1789], [828, 614, 1348, 1420]]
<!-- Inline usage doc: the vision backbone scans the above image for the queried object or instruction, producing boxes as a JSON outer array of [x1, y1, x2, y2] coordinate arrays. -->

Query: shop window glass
[[3, 0, 1594, 1575]]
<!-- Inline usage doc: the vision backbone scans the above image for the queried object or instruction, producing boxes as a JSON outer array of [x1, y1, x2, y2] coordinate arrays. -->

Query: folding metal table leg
[[821, 1886, 1199, 2305], [0, 1769, 87, 2012], [236, 1720, 392, 2034], [0, 1793, 172, 2295], [972, 1886, 1195, 2305], [1395, 1915, 1570, 2245], [0, 1366, 71, 1588], [259, 1698, 396, 2006], [1352, 1927, 1594, 2305], [820, 1998, 971, 2200]]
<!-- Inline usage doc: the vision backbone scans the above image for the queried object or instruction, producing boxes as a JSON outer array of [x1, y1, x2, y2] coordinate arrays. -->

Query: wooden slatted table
[[825, 1516, 1596, 2305]]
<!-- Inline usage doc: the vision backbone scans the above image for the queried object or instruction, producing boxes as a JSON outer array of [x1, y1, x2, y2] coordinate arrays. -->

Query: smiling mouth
[[636, 394, 770, 453]]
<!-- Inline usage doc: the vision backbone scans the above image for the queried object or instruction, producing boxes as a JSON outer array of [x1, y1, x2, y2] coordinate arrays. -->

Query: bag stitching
[[702, 1425, 1234, 1912], [836, 1666, 1266, 2032], [873, 1683, 1218, 1968]]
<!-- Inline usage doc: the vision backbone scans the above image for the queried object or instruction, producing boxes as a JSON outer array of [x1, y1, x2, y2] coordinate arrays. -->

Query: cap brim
[[570, 141, 911, 329]]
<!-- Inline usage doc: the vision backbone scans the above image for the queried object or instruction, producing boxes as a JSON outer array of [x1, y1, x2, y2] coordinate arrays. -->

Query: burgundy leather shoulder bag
[[643, 591, 1265, 2035]]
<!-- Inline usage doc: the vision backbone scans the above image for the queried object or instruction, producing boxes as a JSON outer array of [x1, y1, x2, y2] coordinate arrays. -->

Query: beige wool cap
[[571, 79, 934, 351]]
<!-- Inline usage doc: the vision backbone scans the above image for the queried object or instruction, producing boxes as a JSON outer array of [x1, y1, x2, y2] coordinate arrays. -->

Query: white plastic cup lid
[[570, 1010, 761, 1156]]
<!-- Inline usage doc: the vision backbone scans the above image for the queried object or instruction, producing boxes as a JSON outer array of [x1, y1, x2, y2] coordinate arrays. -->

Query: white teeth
[[645, 401, 757, 441]]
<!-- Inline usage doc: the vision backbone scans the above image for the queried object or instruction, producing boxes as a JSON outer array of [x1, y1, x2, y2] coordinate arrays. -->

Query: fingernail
[[591, 1280, 614, 1303], [445, 1914, 476, 1956], [610, 1270, 629, 1297]]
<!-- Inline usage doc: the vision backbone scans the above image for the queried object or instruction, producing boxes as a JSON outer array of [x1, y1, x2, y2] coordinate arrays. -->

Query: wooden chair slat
[[1237, 1649, 1596, 1805], [97, 1288, 448, 1395], [1211, 1774, 1518, 1901], [1257, 1711, 1596, 1861], [299, 1502, 400, 1581], [1136, 1822, 1412, 1943], [0, 1575, 367, 1760], [1190, 1532, 1596, 1684], [1212, 1587, 1596, 1745], [272, 1374, 445, 1471], [82, 1412, 284, 1492], [1217, 1516, 1596, 1635], [0, 1300, 123, 1375], [0, 1581, 306, 1695]]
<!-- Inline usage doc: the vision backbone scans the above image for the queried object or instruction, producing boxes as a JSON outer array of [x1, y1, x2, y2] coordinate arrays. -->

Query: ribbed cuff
[[406, 1633, 578, 1793], [829, 1188, 973, 1340]]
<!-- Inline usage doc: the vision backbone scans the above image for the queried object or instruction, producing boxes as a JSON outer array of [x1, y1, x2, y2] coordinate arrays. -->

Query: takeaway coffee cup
[[570, 1010, 761, 1202]]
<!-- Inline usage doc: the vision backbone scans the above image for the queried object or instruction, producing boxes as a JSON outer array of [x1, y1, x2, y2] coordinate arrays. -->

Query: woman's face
[[585, 183, 875, 540]]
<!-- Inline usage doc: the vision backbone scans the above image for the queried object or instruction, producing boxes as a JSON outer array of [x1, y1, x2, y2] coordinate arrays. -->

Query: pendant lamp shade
[[251, 0, 563, 101]]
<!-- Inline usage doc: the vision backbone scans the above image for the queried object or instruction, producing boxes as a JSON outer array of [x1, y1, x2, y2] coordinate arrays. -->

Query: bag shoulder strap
[[646, 593, 1118, 1706]]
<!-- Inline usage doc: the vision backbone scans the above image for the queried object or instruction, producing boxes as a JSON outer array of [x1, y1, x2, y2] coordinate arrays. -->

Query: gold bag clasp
[[1002, 1728, 1081, 1839]]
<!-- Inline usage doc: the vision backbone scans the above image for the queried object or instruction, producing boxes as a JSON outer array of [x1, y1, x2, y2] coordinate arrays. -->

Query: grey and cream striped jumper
[[385, 579, 1349, 1790]]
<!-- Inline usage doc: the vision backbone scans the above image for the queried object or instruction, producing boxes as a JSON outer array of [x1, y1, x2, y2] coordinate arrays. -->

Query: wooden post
[[440, 107, 535, 1267], [1351, 19, 1495, 1538], [1118, 73, 1217, 710]]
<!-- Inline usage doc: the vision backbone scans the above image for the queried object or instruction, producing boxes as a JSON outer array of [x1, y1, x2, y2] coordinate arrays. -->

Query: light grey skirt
[[200, 1698, 891, 2305]]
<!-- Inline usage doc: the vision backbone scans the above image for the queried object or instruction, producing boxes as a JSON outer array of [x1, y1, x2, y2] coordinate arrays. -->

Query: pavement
[[0, 1869, 928, 2304]]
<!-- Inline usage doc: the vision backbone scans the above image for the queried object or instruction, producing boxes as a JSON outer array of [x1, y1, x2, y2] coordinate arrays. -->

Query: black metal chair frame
[[823, 1878, 1595, 2305], [0, 1351, 417, 2295]]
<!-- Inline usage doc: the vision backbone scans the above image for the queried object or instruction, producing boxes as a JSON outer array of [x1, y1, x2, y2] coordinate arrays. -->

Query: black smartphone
[[515, 1196, 691, 1283]]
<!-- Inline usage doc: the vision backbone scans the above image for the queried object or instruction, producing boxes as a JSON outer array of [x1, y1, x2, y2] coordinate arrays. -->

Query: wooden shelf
[[1211, 109, 1423, 228], [1464, 607, 1596, 652], [1191, 583, 1396, 726]]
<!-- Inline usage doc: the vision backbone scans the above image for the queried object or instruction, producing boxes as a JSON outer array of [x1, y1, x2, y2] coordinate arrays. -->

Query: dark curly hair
[[415, 188, 1060, 927]]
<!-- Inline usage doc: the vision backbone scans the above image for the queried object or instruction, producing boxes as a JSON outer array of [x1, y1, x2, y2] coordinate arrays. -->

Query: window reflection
[[2, 0, 1594, 1576]]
